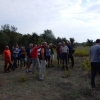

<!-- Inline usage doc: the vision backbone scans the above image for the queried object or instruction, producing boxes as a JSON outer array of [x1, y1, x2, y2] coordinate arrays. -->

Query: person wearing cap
[[3, 46, 12, 72], [89, 39, 100, 89], [56, 42, 62, 67]]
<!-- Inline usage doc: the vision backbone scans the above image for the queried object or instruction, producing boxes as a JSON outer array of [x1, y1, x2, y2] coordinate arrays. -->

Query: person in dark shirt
[[49, 43, 56, 67], [68, 42, 74, 68], [26, 43, 33, 72], [19, 46, 26, 69], [56, 42, 62, 67], [39, 42, 47, 81]]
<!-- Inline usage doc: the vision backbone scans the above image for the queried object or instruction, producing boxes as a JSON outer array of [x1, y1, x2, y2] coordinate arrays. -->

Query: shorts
[[57, 54, 61, 60], [46, 56, 50, 61], [4, 59, 12, 65], [20, 58, 25, 64], [50, 54, 54, 60], [26, 58, 32, 65]]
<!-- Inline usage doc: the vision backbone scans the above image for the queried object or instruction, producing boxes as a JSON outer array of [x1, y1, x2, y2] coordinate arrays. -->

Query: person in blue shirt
[[89, 39, 100, 89], [12, 45, 19, 70], [46, 45, 51, 68]]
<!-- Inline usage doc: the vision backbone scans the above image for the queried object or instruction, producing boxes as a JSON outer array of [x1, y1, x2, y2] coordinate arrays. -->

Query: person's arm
[[41, 48, 44, 59], [35, 46, 42, 50], [13, 49, 18, 54], [60, 46, 62, 54], [52, 44, 56, 48], [67, 46, 69, 54], [89, 49, 91, 60]]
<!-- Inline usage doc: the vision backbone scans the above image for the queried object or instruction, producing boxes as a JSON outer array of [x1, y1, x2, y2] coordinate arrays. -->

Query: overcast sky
[[0, 0, 100, 43]]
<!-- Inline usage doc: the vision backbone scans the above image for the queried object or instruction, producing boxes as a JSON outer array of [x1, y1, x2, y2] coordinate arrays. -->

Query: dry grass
[[0, 56, 100, 100]]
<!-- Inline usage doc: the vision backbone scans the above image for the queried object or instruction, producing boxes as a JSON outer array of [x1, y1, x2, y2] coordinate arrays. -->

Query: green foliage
[[74, 47, 90, 57], [35, 71, 39, 78], [69, 38, 75, 46], [40, 29, 56, 44], [20, 75, 26, 82], [86, 39, 94, 46], [81, 58, 91, 72], [0, 32, 10, 52]]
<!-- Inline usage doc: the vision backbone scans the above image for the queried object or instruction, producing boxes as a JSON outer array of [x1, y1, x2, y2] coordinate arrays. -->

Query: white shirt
[[60, 45, 69, 53], [37, 48, 41, 55]]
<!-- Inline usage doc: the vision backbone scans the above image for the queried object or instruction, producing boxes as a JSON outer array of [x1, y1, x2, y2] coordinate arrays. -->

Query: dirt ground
[[0, 55, 100, 100]]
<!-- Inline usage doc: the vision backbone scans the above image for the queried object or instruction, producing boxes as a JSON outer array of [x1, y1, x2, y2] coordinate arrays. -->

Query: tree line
[[0, 24, 94, 53]]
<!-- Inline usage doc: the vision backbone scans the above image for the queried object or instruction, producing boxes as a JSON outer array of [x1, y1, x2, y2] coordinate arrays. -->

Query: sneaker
[[28, 69, 32, 72], [38, 78, 43, 81], [26, 70, 29, 73]]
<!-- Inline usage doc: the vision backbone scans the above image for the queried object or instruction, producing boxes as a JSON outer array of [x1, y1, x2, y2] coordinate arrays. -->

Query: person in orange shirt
[[3, 46, 12, 72]]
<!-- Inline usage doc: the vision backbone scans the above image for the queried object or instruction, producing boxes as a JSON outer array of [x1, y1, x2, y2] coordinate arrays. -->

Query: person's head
[[34, 44, 37, 47], [47, 45, 49, 48], [49, 43, 52, 48], [29, 43, 33, 48], [96, 39, 100, 45], [21, 46, 24, 50], [62, 41, 66, 46], [15, 44, 19, 48], [37, 44, 40, 46], [42, 42, 47, 47], [58, 42, 62, 46], [5, 46, 9, 50], [68, 42, 71, 45]]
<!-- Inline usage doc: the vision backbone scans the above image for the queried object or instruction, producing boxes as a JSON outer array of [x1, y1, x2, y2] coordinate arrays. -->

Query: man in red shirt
[[31, 45, 42, 74], [56, 42, 62, 67], [3, 46, 12, 72]]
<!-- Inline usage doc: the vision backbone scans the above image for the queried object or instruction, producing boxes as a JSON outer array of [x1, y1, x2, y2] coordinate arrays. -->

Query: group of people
[[3, 41, 74, 81], [3, 39, 100, 88]]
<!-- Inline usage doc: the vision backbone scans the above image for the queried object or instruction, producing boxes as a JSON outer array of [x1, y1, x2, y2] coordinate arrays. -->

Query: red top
[[31, 46, 42, 58], [3, 50, 11, 59], [56, 46, 61, 54]]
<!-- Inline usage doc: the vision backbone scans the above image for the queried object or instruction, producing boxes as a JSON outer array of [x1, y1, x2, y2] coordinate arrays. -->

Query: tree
[[1, 24, 17, 32], [56, 37, 62, 44], [19, 34, 31, 47], [29, 33, 39, 44], [0, 32, 10, 53], [40, 29, 56, 44], [86, 39, 93, 46], [69, 38, 75, 46], [62, 37, 68, 43]]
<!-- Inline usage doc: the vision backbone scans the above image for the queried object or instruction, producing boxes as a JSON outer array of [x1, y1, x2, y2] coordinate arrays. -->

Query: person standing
[[12, 45, 19, 70], [56, 42, 62, 67], [19, 46, 26, 69], [68, 42, 74, 68], [3, 46, 12, 72], [49, 43, 56, 67], [26, 43, 33, 72], [60, 41, 69, 70], [46, 45, 51, 68], [39, 42, 47, 81], [31, 45, 42, 74], [89, 39, 100, 89]]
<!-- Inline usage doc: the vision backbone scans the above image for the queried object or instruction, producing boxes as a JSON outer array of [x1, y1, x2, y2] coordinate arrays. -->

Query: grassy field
[[0, 53, 100, 100]]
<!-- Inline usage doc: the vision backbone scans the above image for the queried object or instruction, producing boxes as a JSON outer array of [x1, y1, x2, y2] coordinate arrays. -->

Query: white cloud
[[0, 0, 100, 42]]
